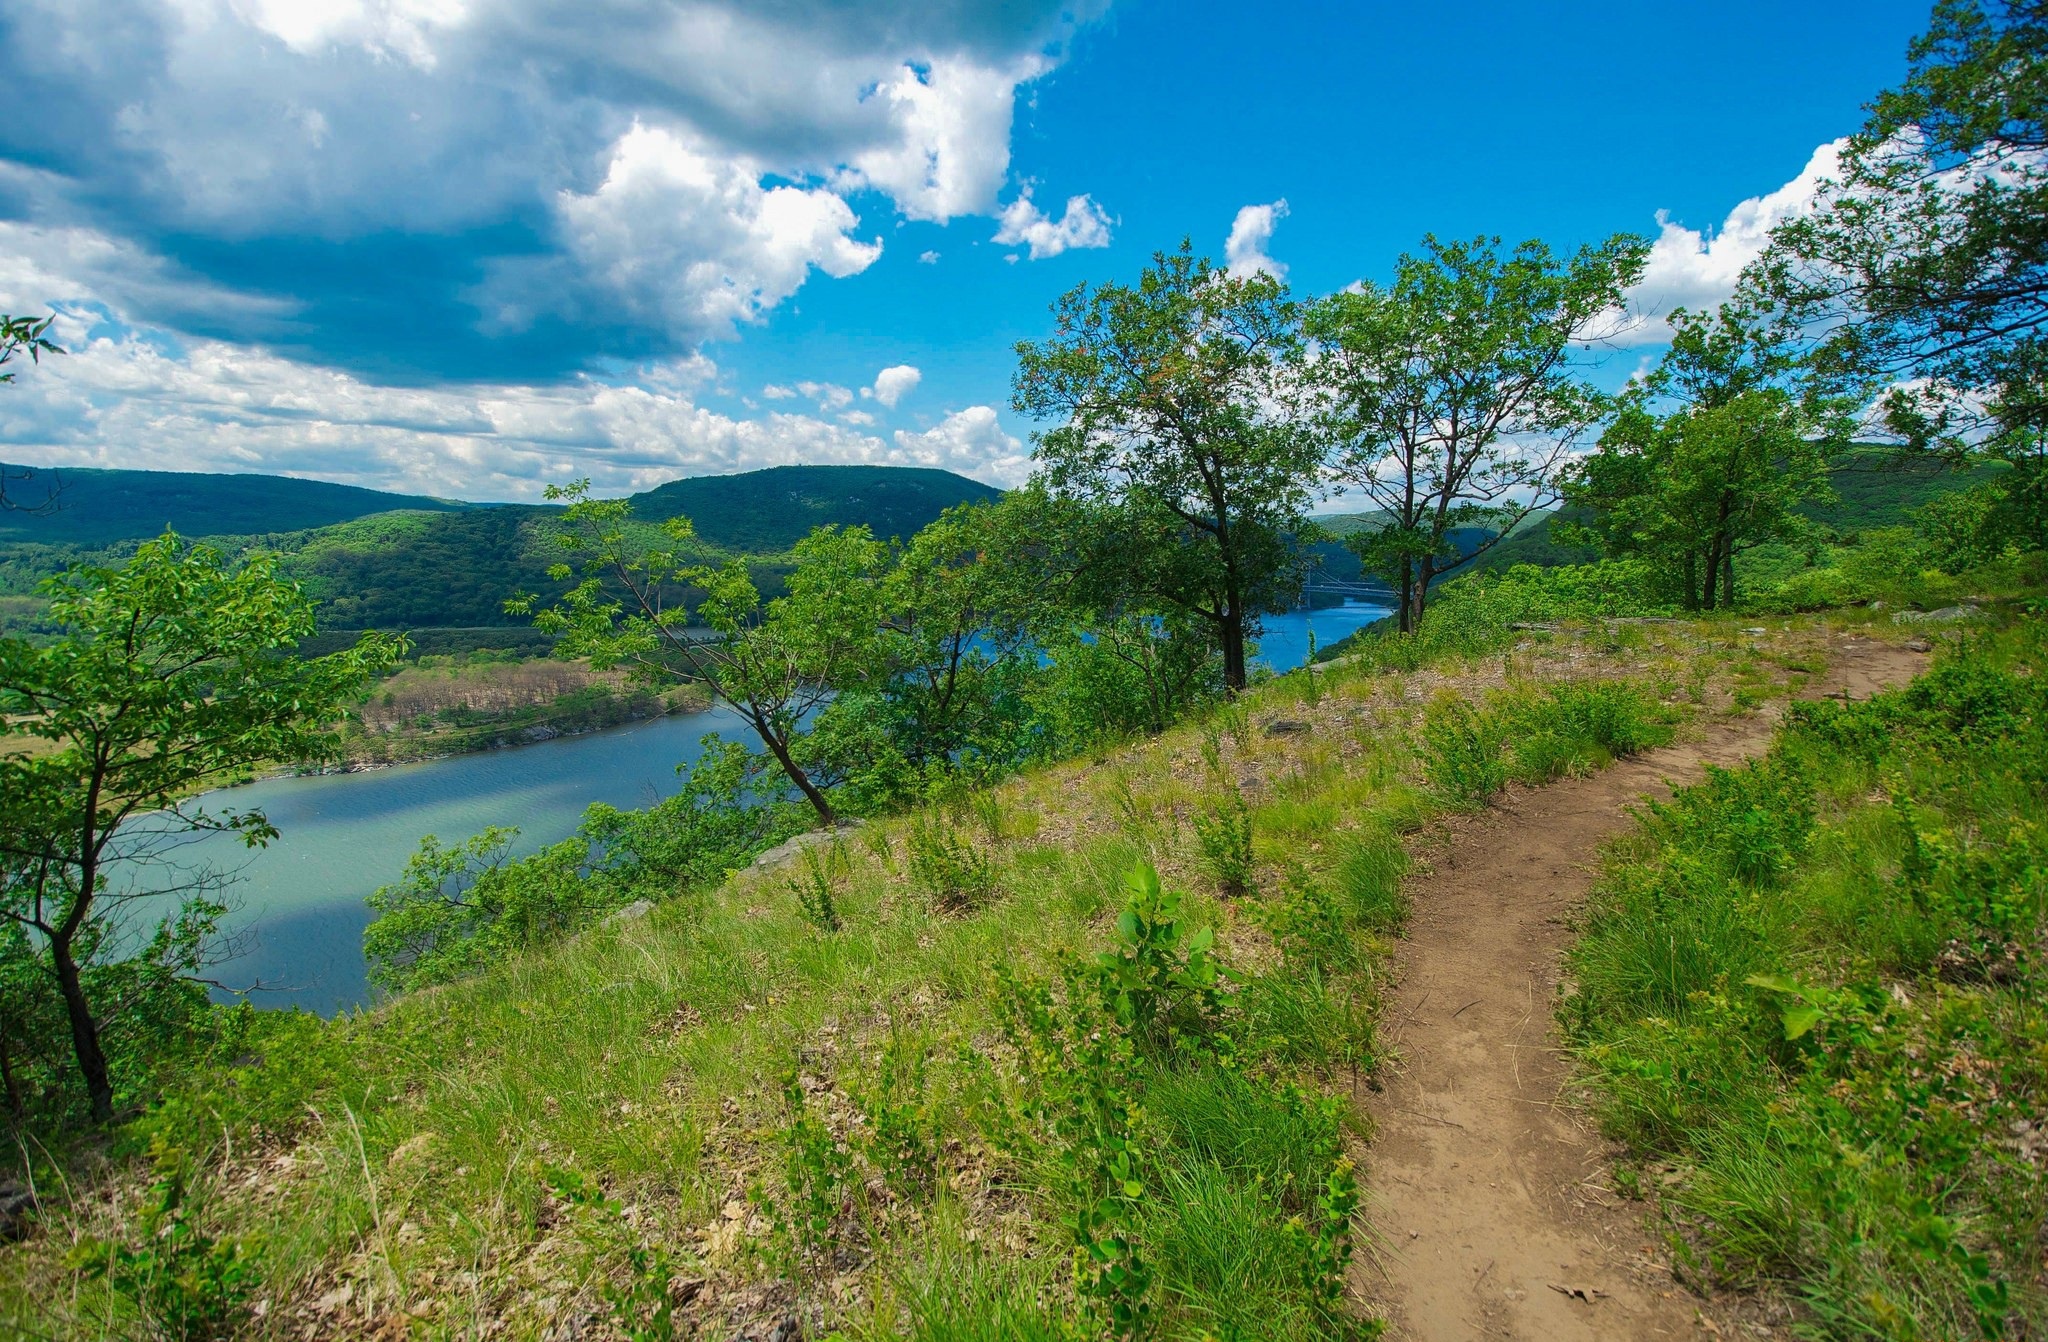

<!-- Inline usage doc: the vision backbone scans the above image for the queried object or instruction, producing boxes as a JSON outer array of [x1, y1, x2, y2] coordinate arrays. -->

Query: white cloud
[[760, 383, 798, 400], [845, 56, 1043, 222], [992, 189, 1113, 260], [0, 331, 1024, 497], [545, 121, 882, 343], [1225, 199, 1289, 280], [1614, 140, 1845, 344], [865, 363, 921, 407], [918, 249, 941, 264], [794, 380, 855, 411], [892, 405, 1028, 484]]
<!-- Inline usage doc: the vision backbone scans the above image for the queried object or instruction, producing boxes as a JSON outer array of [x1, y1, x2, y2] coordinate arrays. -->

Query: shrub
[[69, 1140, 257, 1342], [907, 811, 996, 911], [1420, 694, 1508, 806], [1192, 788, 1256, 895]]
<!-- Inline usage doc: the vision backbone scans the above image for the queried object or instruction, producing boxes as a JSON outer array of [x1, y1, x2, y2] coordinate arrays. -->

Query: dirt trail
[[1358, 636, 1927, 1340]]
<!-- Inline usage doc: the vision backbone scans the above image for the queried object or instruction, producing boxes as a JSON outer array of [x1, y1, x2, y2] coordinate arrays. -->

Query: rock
[[521, 725, 562, 743], [602, 899, 653, 926], [1905, 638, 1932, 653], [0, 1180, 34, 1242], [1893, 605, 1983, 625], [750, 820, 866, 872], [1263, 719, 1311, 736], [1743, 627, 1767, 635]]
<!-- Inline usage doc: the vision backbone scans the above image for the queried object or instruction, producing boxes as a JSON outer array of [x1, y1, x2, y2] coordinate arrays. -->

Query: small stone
[[1264, 719, 1311, 736]]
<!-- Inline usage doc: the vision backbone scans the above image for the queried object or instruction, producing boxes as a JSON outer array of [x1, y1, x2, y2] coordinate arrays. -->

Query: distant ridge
[[0, 462, 1008, 633], [0, 465, 471, 548], [629, 464, 1002, 553]]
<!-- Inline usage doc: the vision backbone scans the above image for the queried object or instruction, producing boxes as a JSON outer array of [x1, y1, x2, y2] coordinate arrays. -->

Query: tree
[[0, 534, 396, 1121], [1757, 0, 2048, 545], [517, 482, 879, 826], [0, 313, 63, 515], [1303, 234, 1648, 630], [802, 501, 1042, 806], [1565, 305, 1847, 608], [1013, 243, 1320, 693]]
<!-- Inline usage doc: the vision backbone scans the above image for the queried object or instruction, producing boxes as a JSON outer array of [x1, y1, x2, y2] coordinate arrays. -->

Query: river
[[169, 597, 1390, 1014]]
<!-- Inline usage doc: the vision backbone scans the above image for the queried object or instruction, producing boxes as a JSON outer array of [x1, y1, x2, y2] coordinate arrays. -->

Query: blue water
[[167, 599, 1391, 1014]]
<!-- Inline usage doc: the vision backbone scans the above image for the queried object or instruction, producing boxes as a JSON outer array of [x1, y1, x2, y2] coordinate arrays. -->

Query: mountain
[[630, 464, 1002, 551], [0, 465, 471, 547], [0, 463, 1006, 636]]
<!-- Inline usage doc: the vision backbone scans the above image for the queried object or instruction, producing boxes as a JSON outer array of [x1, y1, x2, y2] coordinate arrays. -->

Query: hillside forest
[[3, 3, 2048, 1339]]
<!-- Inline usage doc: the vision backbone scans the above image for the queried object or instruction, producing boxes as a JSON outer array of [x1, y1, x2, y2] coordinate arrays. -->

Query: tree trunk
[[1219, 607, 1248, 695], [1396, 559, 1414, 635], [1722, 548, 1737, 610], [0, 1019, 21, 1118], [756, 719, 838, 827], [50, 932, 113, 1123]]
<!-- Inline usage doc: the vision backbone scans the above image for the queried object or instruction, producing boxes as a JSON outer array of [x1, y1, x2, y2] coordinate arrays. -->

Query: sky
[[0, 0, 1936, 503]]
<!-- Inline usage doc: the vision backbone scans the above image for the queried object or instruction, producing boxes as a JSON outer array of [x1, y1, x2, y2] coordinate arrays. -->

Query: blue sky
[[0, 0, 1932, 501]]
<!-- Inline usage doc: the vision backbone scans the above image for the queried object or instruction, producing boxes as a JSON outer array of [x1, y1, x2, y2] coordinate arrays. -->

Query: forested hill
[[0, 465, 470, 547], [630, 464, 1001, 551], [0, 463, 1006, 634]]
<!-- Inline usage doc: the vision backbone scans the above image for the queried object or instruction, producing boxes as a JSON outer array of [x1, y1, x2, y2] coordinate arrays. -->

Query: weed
[[1250, 865, 1357, 971], [786, 841, 845, 932], [848, 1032, 940, 1200], [1192, 788, 1256, 896], [767, 1069, 850, 1257], [907, 811, 996, 911], [544, 1165, 678, 1342], [965, 790, 1006, 844], [69, 1139, 257, 1342], [1420, 694, 1507, 807], [1092, 862, 1225, 1051]]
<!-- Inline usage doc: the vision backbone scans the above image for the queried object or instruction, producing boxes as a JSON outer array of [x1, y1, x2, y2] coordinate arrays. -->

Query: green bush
[[1420, 694, 1509, 806]]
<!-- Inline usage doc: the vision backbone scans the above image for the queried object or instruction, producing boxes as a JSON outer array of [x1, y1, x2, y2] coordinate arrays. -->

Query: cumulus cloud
[[545, 121, 882, 343], [892, 405, 1029, 484], [918, 250, 941, 264], [865, 364, 922, 408], [794, 380, 856, 411], [0, 0, 1108, 375], [1613, 140, 1845, 344], [0, 329, 1023, 498], [992, 189, 1114, 260], [1225, 199, 1290, 280]]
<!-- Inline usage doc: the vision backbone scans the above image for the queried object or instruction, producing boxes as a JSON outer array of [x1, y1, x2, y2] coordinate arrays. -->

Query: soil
[[1356, 635, 1929, 1340]]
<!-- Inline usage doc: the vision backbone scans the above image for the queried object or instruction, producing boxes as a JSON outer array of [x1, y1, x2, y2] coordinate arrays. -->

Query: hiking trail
[[1356, 635, 1927, 1340]]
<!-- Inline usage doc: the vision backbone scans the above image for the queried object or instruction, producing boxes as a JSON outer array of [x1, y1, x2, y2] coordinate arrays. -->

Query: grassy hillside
[[0, 465, 470, 547]]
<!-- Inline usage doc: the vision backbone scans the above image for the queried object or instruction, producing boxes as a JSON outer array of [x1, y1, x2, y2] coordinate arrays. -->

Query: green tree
[[516, 482, 880, 826], [802, 501, 1043, 806], [1757, 0, 2048, 546], [0, 534, 396, 1121], [1303, 234, 1648, 630], [1565, 305, 1847, 608], [1013, 243, 1319, 693]]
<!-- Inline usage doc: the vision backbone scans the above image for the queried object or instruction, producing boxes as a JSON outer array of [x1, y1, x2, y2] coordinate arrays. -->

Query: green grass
[[5, 608, 1857, 1341], [1566, 616, 2048, 1339]]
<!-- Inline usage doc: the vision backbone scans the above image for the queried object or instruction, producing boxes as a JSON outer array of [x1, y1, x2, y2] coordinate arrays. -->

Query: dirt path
[[1357, 636, 1927, 1340]]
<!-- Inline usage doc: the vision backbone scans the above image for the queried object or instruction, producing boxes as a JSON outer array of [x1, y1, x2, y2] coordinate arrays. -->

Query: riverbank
[[332, 656, 713, 768]]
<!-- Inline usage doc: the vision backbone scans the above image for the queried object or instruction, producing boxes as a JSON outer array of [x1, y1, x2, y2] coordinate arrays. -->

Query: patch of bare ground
[[1355, 634, 1928, 1340]]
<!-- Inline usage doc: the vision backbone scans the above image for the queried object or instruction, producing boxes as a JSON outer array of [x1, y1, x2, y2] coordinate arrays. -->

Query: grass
[[1565, 613, 2048, 1339], [2, 608, 1860, 1340]]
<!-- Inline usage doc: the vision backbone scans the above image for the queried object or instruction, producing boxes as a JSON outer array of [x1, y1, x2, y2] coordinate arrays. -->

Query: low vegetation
[[1568, 615, 2048, 1337]]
